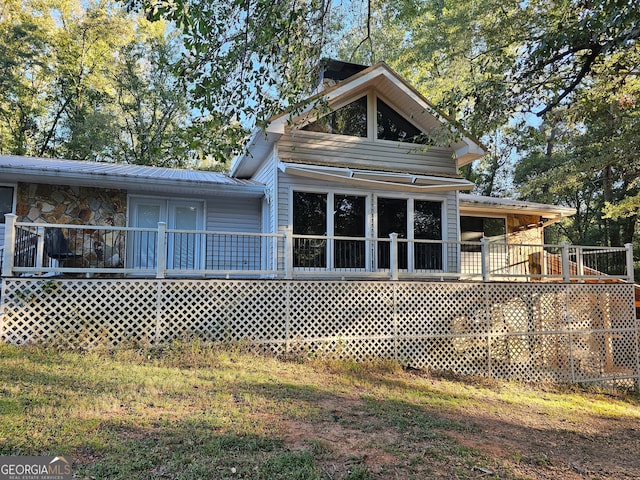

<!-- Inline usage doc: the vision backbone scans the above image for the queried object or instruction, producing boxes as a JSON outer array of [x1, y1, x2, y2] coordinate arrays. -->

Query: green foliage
[[0, 0, 228, 166], [124, 0, 330, 153]]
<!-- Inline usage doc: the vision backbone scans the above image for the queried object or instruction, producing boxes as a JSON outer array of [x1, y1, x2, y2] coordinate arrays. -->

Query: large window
[[377, 99, 427, 144], [302, 96, 368, 137], [302, 94, 431, 145], [377, 198, 442, 270], [292, 191, 366, 269], [414, 200, 442, 269], [292, 192, 327, 268], [334, 195, 366, 268]]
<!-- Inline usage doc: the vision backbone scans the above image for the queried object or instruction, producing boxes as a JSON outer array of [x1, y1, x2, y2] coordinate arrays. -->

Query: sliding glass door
[[129, 197, 203, 270]]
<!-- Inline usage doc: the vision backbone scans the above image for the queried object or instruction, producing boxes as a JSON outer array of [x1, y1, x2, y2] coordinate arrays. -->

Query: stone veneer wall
[[16, 183, 127, 268], [16, 183, 126, 226]]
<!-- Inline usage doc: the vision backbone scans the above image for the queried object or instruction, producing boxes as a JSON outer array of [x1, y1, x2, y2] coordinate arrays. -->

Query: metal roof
[[0, 155, 265, 196], [459, 193, 576, 219]]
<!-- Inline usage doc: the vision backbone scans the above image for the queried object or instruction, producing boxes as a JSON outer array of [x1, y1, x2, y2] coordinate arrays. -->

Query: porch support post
[[389, 233, 399, 281], [2, 214, 17, 277], [156, 221, 166, 279], [481, 238, 491, 283], [284, 226, 293, 280], [561, 242, 571, 283], [625, 243, 634, 284]]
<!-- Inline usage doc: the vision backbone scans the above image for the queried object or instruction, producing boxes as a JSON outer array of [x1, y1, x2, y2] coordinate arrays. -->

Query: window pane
[[0, 186, 14, 223], [377, 99, 427, 144], [302, 96, 367, 137], [414, 201, 441, 240], [334, 195, 365, 236], [293, 192, 327, 268], [334, 195, 366, 269], [377, 198, 407, 269], [414, 200, 442, 270], [293, 192, 327, 235]]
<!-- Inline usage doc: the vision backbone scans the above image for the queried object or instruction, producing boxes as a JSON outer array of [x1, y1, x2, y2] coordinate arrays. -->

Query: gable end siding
[[277, 132, 458, 177]]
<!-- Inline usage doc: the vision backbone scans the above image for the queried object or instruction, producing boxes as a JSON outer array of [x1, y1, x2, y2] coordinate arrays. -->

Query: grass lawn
[[1, 341, 639, 479]]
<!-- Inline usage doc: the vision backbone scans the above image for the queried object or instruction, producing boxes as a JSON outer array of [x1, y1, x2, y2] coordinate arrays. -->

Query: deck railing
[[1, 215, 635, 283]]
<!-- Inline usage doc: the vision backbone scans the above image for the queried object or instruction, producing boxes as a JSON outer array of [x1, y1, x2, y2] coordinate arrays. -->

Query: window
[[414, 200, 442, 269], [377, 198, 442, 270], [293, 192, 327, 268], [292, 191, 367, 269], [460, 216, 507, 252], [334, 195, 366, 268], [0, 186, 14, 223], [377, 198, 408, 269], [377, 99, 428, 144], [302, 96, 367, 137], [302, 94, 431, 145]]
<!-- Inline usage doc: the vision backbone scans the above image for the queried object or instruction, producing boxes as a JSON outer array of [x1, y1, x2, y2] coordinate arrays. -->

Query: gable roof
[[232, 62, 486, 178], [0, 155, 265, 197]]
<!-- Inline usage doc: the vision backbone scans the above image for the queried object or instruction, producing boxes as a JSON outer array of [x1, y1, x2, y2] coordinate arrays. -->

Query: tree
[[0, 0, 225, 166], [123, 0, 332, 155]]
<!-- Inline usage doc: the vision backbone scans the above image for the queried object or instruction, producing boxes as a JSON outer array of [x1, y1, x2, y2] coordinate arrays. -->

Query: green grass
[[1, 341, 639, 479]]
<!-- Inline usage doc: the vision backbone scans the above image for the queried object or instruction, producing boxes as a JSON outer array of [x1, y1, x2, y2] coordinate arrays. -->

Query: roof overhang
[[0, 155, 266, 197], [459, 193, 576, 225], [279, 162, 474, 193]]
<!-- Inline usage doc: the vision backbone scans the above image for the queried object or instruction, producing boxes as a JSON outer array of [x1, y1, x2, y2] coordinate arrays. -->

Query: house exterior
[[1, 61, 580, 280], [0, 60, 637, 387]]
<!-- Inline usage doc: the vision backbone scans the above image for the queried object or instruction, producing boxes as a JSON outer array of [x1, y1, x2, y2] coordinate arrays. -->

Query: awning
[[278, 162, 474, 192]]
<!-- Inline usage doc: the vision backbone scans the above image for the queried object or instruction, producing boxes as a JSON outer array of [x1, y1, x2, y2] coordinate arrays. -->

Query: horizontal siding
[[205, 196, 262, 270], [205, 196, 261, 233], [278, 131, 458, 176]]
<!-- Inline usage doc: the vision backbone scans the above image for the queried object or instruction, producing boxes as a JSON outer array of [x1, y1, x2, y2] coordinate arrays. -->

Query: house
[[1, 61, 580, 279], [0, 60, 637, 387]]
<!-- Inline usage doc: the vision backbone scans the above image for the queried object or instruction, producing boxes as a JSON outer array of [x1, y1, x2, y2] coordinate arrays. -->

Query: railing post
[[35, 225, 44, 270], [625, 243, 634, 284], [389, 232, 399, 281], [575, 246, 584, 278], [284, 226, 293, 280], [2, 214, 17, 277], [561, 242, 571, 283], [481, 238, 491, 282], [156, 222, 166, 279]]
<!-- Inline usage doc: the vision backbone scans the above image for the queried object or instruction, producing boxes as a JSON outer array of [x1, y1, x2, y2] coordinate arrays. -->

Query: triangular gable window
[[302, 96, 367, 137], [377, 98, 428, 144]]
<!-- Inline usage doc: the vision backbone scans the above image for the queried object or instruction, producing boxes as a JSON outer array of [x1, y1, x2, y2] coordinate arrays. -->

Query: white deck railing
[[1, 214, 635, 283]]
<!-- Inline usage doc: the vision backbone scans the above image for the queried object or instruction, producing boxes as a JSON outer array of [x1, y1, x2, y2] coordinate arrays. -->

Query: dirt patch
[[276, 387, 640, 479]]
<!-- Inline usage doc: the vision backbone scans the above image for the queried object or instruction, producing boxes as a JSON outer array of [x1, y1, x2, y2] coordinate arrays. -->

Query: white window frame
[[373, 193, 447, 272], [289, 187, 371, 271]]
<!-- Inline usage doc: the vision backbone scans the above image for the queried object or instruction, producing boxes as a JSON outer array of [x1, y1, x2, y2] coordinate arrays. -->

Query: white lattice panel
[[286, 282, 396, 362], [1, 279, 637, 387], [0, 279, 158, 348]]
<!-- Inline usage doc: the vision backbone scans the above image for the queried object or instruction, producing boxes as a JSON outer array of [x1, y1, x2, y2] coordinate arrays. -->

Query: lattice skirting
[[1, 278, 638, 387]]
